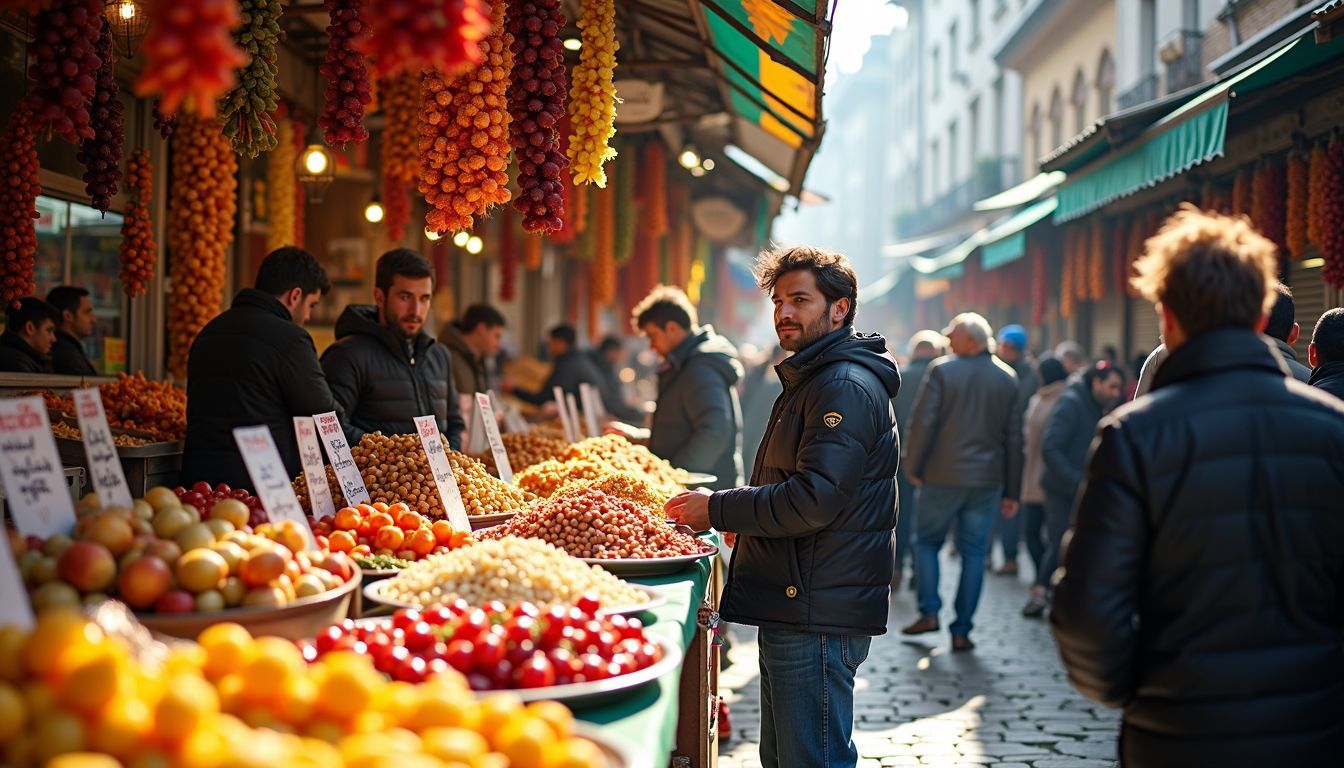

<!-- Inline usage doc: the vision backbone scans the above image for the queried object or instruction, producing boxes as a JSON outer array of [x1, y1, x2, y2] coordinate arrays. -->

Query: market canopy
[[1052, 28, 1344, 222]]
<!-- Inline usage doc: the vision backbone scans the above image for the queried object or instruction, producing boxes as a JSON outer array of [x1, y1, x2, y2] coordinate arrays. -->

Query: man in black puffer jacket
[[322, 249, 465, 448], [183, 248, 343, 489], [1308, 307, 1344, 400], [667, 246, 898, 768], [1051, 206, 1344, 768]]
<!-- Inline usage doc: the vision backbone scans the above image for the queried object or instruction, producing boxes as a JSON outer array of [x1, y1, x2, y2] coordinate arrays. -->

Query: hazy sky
[[827, 0, 909, 77]]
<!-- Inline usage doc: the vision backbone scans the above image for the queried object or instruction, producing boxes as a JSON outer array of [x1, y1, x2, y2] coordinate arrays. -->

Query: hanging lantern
[[296, 127, 336, 203], [104, 0, 150, 58]]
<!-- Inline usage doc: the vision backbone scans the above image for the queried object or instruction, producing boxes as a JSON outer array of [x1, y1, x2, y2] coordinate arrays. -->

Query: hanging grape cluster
[[507, 0, 568, 233], [118, 149, 157, 298], [218, 0, 281, 156], [77, 18, 124, 215], [567, 0, 618, 185], [0, 107, 40, 309], [320, 0, 373, 147], [360, 0, 491, 79], [135, 0, 247, 118], [25, 0, 104, 143]]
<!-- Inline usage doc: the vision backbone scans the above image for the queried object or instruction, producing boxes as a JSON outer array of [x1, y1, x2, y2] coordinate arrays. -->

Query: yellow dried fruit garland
[[567, 0, 618, 186]]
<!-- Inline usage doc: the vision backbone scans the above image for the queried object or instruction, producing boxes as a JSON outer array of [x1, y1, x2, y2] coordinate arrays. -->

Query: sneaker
[[1022, 591, 1049, 618], [996, 561, 1019, 576], [901, 615, 940, 635]]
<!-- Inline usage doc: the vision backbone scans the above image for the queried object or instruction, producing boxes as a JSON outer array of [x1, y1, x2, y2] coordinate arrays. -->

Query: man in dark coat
[[182, 247, 342, 489], [1308, 307, 1344, 400], [438, 303, 505, 397], [0, 298, 58, 374], [322, 249, 465, 448], [590, 336, 644, 423], [1051, 206, 1344, 768], [901, 312, 1022, 650], [632, 285, 743, 490], [891, 330, 944, 589], [667, 246, 899, 768], [1264, 281, 1312, 382], [45, 286, 98, 376], [988, 323, 1036, 575], [510, 325, 603, 407]]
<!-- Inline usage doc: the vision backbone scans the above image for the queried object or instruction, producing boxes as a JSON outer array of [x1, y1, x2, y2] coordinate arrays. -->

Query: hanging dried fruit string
[[613, 153, 639, 264], [320, 0, 373, 147], [292, 117, 307, 247], [1059, 230, 1076, 320], [78, 16, 124, 215], [218, 0, 281, 155], [25, 0, 103, 142], [135, 0, 247, 117], [1307, 142, 1327, 249], [1029, 243, 1047, 327], [1285, 151, 1308, 261], [574, 181, 597, 259], [378, 72, 418, 241], [266, 116, 298, 251], [1071, 225, 1089, 303], [419, 0, 514, 235], [152, 99, 176, 139], [641, 140, 669, 237], [567, 0, 618, 185], [592, 181, 616, 305], [1250, 159, 1287, 260], [523, 233, 543, 270], [1087, 219, 1106, 300], [382, 173, 411, 242], [1231, 167, 1252, 216], [1322, 135, 1344, 288], [1111, 214, 1130, 295], [0, 107, 40, 309], [499, 209, 518, 301], [118, 149, 157, 298], [361, 0, 490, 78], [508, 0, 568, 233], [167, 115, 238, 378]]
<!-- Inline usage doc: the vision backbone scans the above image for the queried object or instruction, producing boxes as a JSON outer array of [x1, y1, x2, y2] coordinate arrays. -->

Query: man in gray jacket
[[632, 285, 744, 490], [901, 312, 1022, 651]]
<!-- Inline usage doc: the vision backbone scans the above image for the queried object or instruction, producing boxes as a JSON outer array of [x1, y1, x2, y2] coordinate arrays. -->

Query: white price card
[[71, 389, 134, 510], [566, 392, 588, 439], [475, 393, 514, 484], [233, 426, 316, 549], [414, 416, 471, 530], [0, 396, 77, 538], [461, 394, 488, 454], [313, 411, 370, 506], [501, 400, 530, 435], [578, 383, 602, 440], [553, 386, 578, 443], [0, 534, 33, 630], [293, 417, 336, 519]]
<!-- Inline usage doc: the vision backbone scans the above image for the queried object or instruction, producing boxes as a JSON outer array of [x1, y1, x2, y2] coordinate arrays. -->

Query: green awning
[[1054, 31, 1344, 222], [981, 196, 1058, 269]]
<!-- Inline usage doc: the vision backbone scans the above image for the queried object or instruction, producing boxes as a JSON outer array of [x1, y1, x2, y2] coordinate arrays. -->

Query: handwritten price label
[[294, 418, 336, 519], [476, 393, 514, 484], [233, 426, 315, 549], [554, 386, 578, 443], [72, 389, 134, 509], [579, 383, 602, 439], [0, 534, 33, 630], [413, 415, 470, 530], [0, 396, 76, 538], [313, 412, 370, 506]]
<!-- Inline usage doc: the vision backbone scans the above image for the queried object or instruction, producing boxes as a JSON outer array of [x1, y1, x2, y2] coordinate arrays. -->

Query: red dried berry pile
[[0, 107, 40, 309], [25, 0, 104, 143], [320, 0, 373, 147], [77, 17, 124, 215], [507, 0, 568, 234]]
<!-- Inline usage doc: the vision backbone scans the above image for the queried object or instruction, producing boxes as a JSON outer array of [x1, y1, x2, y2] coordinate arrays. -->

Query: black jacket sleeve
[[669, 361, 735, 471], [1042, 394, 1082, 495], [1004, 389, 1025, 500], [320, 343, 367, 443], [283, 336, 342, 422], [709, 377, 875, 538], [441, 369, 466, 451], [51, 338, 96, 376], [901, 365, 943, 481], [1049, 420, 1146, 708]]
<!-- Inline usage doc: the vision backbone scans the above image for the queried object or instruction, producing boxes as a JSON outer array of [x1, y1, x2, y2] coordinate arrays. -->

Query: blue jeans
[[914, 484, 1002, 636], [1021, 502, 1047, 579], [1035, 492, 1073, 589], [758, 629, 871, 768], [990, 510, 1021, 561], [895, 473, 916, 576]]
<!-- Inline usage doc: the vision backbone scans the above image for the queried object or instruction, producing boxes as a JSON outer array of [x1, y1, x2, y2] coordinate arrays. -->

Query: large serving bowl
[[138, 570, 361, 641]]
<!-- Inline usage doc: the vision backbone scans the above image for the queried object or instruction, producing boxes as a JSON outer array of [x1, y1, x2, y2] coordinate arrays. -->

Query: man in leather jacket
[[1051, 206, 1344, 767], [666, 246, 899, 768]]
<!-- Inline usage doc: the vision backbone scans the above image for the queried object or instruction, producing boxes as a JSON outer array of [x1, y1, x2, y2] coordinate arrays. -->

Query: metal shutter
[[1128, 295, 1162, 360], [1091, 294, 1125, 359], [1289, 262, 1331, 361]]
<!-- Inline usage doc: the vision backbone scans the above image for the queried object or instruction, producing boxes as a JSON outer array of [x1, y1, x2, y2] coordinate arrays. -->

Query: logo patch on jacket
[[823, 412, 843, 428]]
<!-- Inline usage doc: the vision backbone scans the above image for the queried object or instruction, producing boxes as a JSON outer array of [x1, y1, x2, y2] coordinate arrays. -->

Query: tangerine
[[334, 507, 362, 531]]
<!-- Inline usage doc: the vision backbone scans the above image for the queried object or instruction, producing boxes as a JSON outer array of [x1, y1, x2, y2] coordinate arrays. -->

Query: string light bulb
[[678, 147, 700, 169], [295, 127, 336, 203], [364, 198, 385, 223], [452, 231, 470, 247], [466, 235, 483, 255], [425, 227, 443, 241], [563, 38, 582, 51]]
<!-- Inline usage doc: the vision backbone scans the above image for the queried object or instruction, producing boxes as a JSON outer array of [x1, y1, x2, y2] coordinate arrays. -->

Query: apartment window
[[1049, 87, 1064, 150], [969, 97, 981, 164], [948, 120, 959, 186], [949, 23, 959, 82], [1097, 49, 1115, 114], [931, 139, 941, 195], [1140, 0, 1157, 76], [1071, 69, 1088, 134], [970, 0, 982, 45], [1029, 103, 1042, 167], [992, 76, 1005, 158], [931, 46, 940, 99]]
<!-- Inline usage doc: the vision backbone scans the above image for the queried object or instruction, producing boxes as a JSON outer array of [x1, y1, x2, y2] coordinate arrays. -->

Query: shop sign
[[103, 338, 125, 375], [0, 396, 77, 538], [293, 417, 336, 519], [691, 197, 747, 243], [475, 393, 514, 484], [233, 426, 316, 548], [72, 388, 134, 509], [414, 416, 470, 530], [613, 80, 665, 124], [313, 411, 371, 506]]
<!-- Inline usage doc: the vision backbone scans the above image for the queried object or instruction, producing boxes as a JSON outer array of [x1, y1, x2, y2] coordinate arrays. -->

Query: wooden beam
[[620, 59, 710, 70]]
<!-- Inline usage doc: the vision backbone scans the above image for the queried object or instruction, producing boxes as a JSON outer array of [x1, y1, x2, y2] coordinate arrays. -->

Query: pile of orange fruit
[[311, 501, 472, 563]]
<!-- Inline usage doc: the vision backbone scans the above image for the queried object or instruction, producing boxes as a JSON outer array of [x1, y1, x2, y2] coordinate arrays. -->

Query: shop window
[[1071, 69, 1088, 134]]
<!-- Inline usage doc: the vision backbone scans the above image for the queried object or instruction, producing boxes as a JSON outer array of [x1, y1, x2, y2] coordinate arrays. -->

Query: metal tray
[[581, 541, 720, 577], [468, 510, 518, 530], [362, 579, 668, 617]]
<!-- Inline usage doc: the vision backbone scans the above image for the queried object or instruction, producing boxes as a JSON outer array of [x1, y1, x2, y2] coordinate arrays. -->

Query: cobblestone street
[[717, 554, 1121, 768]]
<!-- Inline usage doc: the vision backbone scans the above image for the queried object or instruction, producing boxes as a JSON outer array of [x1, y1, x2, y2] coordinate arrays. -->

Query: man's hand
[[1001, 499, 1019, 519], [603, 421, 650, 443], [665, 488, 713, 532]]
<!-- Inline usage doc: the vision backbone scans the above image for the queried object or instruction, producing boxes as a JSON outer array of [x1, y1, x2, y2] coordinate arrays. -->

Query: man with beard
[[45, 285, 98, 376], [322, 249, 466, 447], [666, 246, 900, 768]]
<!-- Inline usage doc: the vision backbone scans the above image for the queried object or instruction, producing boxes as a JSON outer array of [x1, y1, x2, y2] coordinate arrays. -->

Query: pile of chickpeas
[[479, 487, 703, 559], [515, 457, 618, 499], [474, 432, 570, 475]]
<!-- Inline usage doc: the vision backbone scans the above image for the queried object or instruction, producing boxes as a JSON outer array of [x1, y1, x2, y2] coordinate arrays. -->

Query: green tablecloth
[[576, 537, 718, 768]]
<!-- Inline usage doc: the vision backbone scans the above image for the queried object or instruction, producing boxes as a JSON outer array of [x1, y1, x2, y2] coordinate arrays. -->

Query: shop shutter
[[1128, 295, 1161, 361], [1289, 262, 1331, 361], [1091, 294, 1125, 360]]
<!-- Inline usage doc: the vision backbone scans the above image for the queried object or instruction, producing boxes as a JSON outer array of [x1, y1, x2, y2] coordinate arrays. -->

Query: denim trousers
[[1035, 492, 1074, 589], [989, 509, 1021, 561], [895, 473, 916, 576], [1020, 502, 1047, 579], [758, 629, 872, 768], [914, 484, 1002, 636]]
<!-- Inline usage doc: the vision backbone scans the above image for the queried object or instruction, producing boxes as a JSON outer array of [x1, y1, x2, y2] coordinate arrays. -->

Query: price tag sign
[[501, 400, 530, 435], [578, 383, 602, 439], [475, 393, 514, 484], [0, 396, 77, 538], [566, 393, 588, 439], [553, 386, 578, 443], [313, 412, 370, 506], [0, 534, 33, 630], [233, 426, 316, 549], [413, 415, 471, 530], [71, 388, 135, 510], [293, 417, 336, 519], [461, 394, 488, 454]]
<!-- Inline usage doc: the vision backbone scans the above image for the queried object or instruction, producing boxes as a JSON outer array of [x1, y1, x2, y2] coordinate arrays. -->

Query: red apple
[[57, 541, 117, 593], [119, 555, 173, 609], [154, 589, 196, 614], [313, 552, 354, 584]]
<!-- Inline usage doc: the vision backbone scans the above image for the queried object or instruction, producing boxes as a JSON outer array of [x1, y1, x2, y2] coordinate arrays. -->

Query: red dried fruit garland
[[77, 17, 124, 215], [1307, 143, 1326, 249], [118, 149, 157, 298], [361, 0, 491, 79], [0, 107, 40, 309], [507, 0, 568, 234], [320, 0, 373, 147], [1285, 152, 1308, 260], [499, 209, 518, 301], [134, 0, 247, 118], [1322, 137, 1344, 289], [25, 0, 103, 143]]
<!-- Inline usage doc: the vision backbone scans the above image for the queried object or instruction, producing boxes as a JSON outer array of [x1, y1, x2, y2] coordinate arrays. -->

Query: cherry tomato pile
[[310, 500, 473, 562], [305, 597, 662, 690], [174, 481, 269, 528]]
